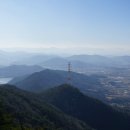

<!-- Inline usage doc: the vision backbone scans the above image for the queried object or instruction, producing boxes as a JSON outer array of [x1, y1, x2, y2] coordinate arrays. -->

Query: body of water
[[0, 78, 12, 84]]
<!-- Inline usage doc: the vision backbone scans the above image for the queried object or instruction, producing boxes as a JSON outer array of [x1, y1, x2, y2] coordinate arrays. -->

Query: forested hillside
[[41, 84, 130, 130], [0, 84, 93, 130]]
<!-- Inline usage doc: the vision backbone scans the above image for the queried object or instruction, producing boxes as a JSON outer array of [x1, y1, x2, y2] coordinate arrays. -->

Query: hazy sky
[[0, 0, 129, 55]]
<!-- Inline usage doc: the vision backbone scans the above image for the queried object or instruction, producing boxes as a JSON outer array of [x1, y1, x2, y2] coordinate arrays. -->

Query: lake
[[0, 78, 13, 84]]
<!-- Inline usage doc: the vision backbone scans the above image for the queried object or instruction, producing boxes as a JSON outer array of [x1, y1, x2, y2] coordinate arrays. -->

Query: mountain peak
[[41, 84, 84, 100], [52, 84, 80, 92]]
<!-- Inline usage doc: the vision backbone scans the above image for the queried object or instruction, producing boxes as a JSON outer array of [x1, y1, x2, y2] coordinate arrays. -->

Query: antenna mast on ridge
[[67, 62, 72, 84]]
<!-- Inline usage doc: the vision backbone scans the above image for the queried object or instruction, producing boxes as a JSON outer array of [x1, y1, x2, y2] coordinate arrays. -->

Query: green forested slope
[[0, 84, 94, 130], [41, 84, 130, 130]]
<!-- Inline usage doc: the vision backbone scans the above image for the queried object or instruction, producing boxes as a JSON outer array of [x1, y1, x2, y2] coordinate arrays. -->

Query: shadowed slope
[[41, 84, 130, 130], [0, 84, 94, 130]]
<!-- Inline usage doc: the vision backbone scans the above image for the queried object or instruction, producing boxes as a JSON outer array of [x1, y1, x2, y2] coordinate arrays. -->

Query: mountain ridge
[[41, 84, 130, 130], [9, 69, 102, 95], [0, 84, 93, 130], [0, 65, 44, 78]]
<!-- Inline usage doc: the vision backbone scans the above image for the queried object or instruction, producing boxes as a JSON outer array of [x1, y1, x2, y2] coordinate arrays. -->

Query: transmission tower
[[67, 62, 72, 84]]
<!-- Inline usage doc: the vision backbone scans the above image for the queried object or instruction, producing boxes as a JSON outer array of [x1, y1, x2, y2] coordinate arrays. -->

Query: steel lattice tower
[[67, 62, 72, 84]]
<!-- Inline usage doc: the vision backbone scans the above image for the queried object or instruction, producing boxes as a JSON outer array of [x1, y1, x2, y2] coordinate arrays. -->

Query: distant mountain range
[[41, 57, 98, 72], [15, 54, 57, 65], [0, 65, 44, 78], [1, 50, 130, 69], [2, 54, 130, 79], [41, 55, 130, 69]]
